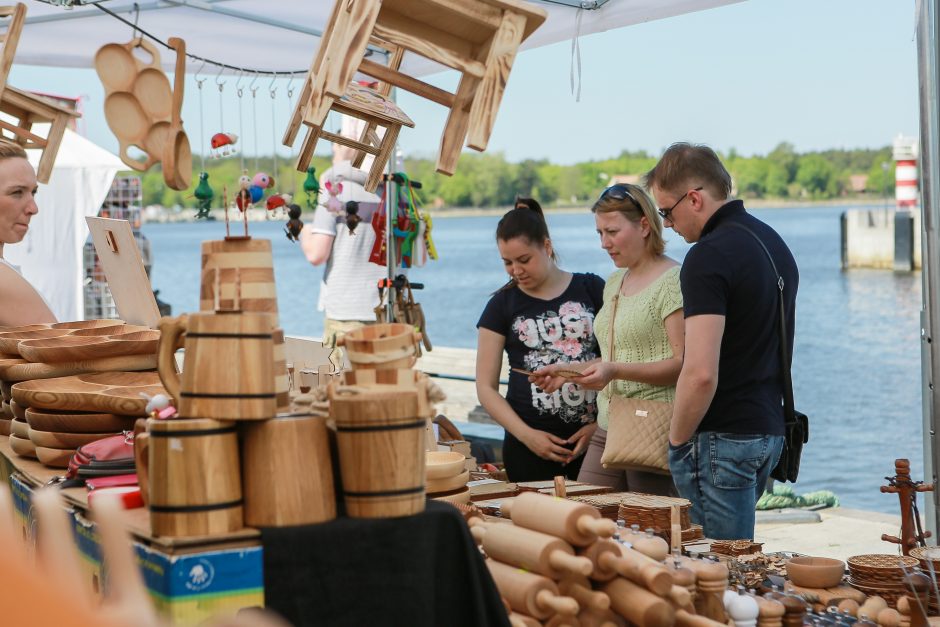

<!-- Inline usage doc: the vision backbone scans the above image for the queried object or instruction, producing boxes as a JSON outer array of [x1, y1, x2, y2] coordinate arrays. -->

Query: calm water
[[144, 206, 924, 514]]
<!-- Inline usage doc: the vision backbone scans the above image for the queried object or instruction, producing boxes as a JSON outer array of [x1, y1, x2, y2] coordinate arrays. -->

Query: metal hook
[[269, 72, 278, 99], [249, 70, 261, 97], [235, 69, 246, 97], [131, 2, 141, 42], [215, 64, 227, 91], [285, 74, 296, 99], [194, 58, 207, 88]]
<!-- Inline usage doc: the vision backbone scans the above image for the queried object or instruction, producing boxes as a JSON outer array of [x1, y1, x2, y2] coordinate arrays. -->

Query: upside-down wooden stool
[[284, 0, 546, 177], [0, 3, 78, 183], [295, 81, 413, 193]]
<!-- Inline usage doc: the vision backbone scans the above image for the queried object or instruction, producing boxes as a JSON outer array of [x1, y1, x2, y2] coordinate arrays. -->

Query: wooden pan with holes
[[162, 37, 191, 190]]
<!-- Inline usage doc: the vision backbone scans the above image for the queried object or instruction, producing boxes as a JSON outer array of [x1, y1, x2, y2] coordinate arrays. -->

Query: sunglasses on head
[[599, 184, 642, 211]]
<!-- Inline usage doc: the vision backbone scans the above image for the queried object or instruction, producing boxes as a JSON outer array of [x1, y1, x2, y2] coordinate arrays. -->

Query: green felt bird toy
[[194, 171, 214, 219], [303, 166, 320, 210]]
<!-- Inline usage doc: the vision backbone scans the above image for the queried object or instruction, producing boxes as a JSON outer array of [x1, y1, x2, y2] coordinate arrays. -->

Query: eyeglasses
[[599, 184, 642, 211], [658, 187, 703, 221]]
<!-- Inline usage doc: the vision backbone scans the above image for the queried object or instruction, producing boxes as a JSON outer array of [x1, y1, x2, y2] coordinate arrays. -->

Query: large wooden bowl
[[8, 399, 25, 421], [786, 556, 845, 588], [427, 469, 470, 494], [0, 417, 10, 436], [51, 319, 125, 331], [25, 408, 137, 434], [11, 417, 28, 438], [426, 451, 466, 479], [28, 428, 119, 449], [35, 446, 73, 468], [430, 486, 471, 505], [9, 434, 37, 458]]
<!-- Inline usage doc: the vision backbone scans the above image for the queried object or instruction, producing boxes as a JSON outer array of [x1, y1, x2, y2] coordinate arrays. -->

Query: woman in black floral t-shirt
[[476, 199, 604, 481]]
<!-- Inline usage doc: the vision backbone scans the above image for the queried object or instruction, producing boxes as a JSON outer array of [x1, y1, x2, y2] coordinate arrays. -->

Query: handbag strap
[[606, 271, 628, 365], [723, 221, 797, 426]]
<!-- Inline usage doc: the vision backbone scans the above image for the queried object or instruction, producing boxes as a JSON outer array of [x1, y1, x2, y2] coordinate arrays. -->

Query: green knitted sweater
[[595, 266, 683, 430]]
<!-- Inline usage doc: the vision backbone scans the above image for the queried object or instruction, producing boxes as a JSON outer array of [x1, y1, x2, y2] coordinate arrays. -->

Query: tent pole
[[917, 0, 940, 536]]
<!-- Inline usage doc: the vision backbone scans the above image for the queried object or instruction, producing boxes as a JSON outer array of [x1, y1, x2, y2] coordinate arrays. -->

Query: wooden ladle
[[162, 37, 191, 191]]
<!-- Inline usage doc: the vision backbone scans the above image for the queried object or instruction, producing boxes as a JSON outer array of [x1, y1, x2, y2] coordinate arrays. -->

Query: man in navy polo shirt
[[645, 143, 798, 540]]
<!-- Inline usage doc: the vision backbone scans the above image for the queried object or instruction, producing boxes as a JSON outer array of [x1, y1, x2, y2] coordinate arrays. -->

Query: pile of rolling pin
[[468, 491, 865, 627]]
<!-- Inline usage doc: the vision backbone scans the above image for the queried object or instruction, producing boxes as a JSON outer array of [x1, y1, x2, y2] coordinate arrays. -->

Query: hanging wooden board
[[86, 217, 161, 328]]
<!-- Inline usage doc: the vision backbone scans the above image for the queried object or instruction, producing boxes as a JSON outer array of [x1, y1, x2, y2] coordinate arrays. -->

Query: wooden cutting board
[[0, 354, 156, 382], [18, 330, 159, 363], [11, 372, 165, 415]]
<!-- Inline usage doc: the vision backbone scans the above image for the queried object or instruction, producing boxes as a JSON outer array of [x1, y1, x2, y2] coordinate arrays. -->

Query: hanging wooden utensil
[[162, 37, 192, 190]]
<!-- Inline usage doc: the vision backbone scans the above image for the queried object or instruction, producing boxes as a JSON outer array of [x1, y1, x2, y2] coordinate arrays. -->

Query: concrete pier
[[841, 207, 921, 270]]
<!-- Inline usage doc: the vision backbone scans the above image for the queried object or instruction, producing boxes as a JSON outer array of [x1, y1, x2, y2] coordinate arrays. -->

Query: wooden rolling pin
[[559, 575, 611, 612], [601, 577, 675, 627], [545, 614, 580, 627], [502, 492, 617, 546], [676, 609, 730, 627], [580, 539, 673, 595], [487, 559, 580, 620], [579, 608, 626, 627], [631, 529, 670, 562], [471, 520, 593, 578]]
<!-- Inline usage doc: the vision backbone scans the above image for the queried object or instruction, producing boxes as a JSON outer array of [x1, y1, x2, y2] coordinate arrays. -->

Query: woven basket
[[847, 554, 919, 581], [618, 494, 692, 530], [910, 547, 940, 571]]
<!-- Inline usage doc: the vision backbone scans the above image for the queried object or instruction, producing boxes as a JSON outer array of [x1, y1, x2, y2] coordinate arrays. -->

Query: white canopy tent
[[4, 127, 123, 321]]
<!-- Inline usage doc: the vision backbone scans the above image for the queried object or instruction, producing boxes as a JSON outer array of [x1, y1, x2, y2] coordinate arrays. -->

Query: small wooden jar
[[241, 413, 336, 527]]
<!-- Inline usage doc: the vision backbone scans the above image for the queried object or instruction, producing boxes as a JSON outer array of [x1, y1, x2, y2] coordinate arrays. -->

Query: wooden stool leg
[[467, 12, 526, 152], [365, 123, 399, 193], [36, 112, 67, 184], [295, 125, 322, 173], [352, 121, 379, 169], [283, 77, 312, 147], [436, 75, 478, 176]]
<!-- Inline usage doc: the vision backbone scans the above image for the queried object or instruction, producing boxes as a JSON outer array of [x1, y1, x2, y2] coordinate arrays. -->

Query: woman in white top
[[0, 140, 56, 327]]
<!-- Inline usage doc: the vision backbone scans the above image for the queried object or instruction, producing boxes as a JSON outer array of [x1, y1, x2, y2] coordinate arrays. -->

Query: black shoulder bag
[[726, 222, 809, 483]]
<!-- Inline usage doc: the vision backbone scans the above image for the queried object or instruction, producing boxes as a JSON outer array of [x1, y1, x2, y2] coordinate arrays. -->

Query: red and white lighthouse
[[894, 134, 919, 211]]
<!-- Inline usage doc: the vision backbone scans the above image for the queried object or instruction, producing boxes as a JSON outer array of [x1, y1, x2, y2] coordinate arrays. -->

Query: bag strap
[[723, 221, 797, 427], [606, 271, 628, 365]]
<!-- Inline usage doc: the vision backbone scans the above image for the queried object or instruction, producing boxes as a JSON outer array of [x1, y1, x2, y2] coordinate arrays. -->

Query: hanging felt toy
[[266, 192, 291, 213], [369, 183, 389, 267], [193, 172, 214, 219], [249, 172, 272, 204], [284, 203, 303, 242], [210, 132, 238, 158], [303, 166, 320, 210], [344, 200, 361, 235], [324, 178, 344, 215]]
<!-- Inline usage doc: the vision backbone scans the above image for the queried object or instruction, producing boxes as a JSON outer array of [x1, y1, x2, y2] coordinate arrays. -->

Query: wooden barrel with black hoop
[[200, 238, 278, 324], [148, 417, 243, 537], [157, 311, 276, 421], [241, 412, 336, 526], [330, 386, 426, 518], [272, 327, 290, 411]]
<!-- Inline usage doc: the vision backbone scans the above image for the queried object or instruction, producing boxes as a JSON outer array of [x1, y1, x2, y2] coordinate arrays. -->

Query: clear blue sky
[[9, 0, 918, 166]]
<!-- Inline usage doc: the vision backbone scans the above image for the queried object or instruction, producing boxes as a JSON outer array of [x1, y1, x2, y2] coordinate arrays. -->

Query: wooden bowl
[[427, 469, 470, 494], [0, 323, 51, 333], [25, 408, 137, 434], [11, 417, 28, 439], [8, 399, 25, 421], [9, 434, 37, 458], [51, 319, 124, 331], [0, 328, 72, 355], [35, 446, 74, 468], [0, 401, 11, 419], [426, 451, 466, 479], [0, 417, 11, 436], [0, 380, 11, 402], [431, 486, 471, 505], [786, 556, 846, 588], [28, 428, 119, 449]]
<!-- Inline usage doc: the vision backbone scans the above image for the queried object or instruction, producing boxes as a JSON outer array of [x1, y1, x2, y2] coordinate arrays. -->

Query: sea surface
[[143, 205, 924, 514]]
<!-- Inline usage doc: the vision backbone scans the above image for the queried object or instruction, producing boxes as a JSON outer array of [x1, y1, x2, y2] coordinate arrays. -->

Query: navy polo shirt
[[680, 200, 798, 436]]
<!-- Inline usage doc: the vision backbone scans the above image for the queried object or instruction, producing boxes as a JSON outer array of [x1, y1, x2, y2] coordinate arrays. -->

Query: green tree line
[[135, 142, 897, 210]]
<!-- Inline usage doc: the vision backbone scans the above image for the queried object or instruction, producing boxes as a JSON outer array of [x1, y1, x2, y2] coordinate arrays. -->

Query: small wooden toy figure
[[210, 132, 238, 158], [284, 203, 303, 242], [303, 165, 320, 210], [344, 200, 361, 235], [193, 171, 214, 219], [235, 171, 253, 212]]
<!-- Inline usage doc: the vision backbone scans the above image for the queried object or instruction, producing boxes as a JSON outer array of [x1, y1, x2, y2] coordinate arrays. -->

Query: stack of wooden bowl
[[846, 553, 920, 607], [0, 320, 160, 468], [0, 379, 13, 435], [426, 450, 469, 505]]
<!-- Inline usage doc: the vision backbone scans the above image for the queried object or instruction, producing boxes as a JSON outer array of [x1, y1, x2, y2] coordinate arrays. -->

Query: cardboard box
[[9, 472, 264, 625]]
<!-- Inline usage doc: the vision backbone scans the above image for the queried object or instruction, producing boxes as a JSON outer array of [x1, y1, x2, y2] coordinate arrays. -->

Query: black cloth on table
[[261, 501, 511, 627]]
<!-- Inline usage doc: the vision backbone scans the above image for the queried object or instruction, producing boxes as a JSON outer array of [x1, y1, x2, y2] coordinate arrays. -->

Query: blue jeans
[[668, 432, 784, 540]]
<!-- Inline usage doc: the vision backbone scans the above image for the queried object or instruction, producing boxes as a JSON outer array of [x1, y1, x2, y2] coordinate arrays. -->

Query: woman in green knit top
[[533, 183, 684, 494]]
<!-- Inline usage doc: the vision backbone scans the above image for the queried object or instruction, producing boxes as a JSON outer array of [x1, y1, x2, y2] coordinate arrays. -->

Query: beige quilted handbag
[[599, 272, 673, 474]]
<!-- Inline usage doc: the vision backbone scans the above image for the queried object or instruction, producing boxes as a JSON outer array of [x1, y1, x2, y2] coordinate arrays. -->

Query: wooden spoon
[[162, 37, 192, 191]]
